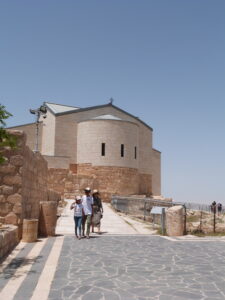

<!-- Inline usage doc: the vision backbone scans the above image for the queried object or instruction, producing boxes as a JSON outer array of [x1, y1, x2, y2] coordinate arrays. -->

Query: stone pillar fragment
[[166, 205, 184, 236], [22, 219, 38, 242], [39, 201, 57, 237]]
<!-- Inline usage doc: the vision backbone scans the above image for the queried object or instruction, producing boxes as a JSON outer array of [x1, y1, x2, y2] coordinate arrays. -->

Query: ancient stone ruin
[[0, 130, 60, 258]]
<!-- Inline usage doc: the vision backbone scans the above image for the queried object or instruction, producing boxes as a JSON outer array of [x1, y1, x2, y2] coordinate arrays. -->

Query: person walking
[[82, 187, 93, 239], [70, 195, 84, 239], [211, 201, 217, 214], [217, 203, 222, 215], [91, 190, 103, 234]]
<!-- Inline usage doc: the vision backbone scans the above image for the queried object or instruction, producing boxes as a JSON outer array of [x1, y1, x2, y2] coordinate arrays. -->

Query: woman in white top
[[70, 195, 84, 239]]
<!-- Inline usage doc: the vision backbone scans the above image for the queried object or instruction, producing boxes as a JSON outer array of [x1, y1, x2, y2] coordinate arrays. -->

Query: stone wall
[[48, 163, 157, 202], [48, 168, 95, 199], [47, 189, 61, 203], [0, 225, 18, 260], [22, 144, 48, 219], [0, 130, 48, 229], [48, 163, 152, 202], [139, 173, 152, 196], [77, 164, 142, 201]]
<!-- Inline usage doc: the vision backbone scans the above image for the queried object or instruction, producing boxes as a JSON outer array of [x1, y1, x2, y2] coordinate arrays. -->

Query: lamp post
[[29, 105, 47, 152]]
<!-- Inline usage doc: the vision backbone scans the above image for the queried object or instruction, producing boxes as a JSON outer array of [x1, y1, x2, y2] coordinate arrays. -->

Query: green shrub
[[0, 104, 17, 163]]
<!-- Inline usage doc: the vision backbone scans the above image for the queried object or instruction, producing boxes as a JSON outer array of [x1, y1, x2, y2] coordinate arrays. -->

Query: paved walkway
[[1, 202, 225, 299], [56, 200, 155, 235]]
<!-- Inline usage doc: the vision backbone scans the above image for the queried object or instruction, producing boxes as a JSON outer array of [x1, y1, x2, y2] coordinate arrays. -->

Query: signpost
[[151, 206, 167, 235]]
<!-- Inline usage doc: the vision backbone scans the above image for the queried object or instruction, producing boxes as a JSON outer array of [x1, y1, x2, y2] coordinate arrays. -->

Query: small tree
[[0, 104, 17, 163]]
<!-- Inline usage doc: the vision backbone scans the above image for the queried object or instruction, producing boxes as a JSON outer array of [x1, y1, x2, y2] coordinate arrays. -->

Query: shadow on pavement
[[0, 255, 42, 280]]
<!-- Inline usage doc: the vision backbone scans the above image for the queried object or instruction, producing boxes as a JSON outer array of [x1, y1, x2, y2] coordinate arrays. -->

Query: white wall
[[8, 123, 43, 152], [53, 106, 153, 165], [41, 111, 56, 155], [77, 119, 139, 168], [151, 149, 161, 195]]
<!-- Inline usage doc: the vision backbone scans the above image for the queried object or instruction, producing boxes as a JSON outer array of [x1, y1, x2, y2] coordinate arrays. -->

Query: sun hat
[[84, 187, 91, 192], [93, 189, 99, 194], [76, 195, 82, 200]]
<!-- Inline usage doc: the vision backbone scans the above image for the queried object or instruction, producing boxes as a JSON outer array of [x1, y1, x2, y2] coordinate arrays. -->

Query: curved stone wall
[[77, 120, 139, 169], [48, 163, 152, 202]]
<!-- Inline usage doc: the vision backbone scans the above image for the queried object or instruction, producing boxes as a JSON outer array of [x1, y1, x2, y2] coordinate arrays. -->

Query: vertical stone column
[[39, 201, 57, 236], [22, 219, 38, 242], [166, 205, 184, 236]]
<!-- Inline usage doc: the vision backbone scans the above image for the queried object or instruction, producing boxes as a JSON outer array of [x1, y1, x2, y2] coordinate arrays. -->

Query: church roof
[[45, 102, 80, 114], [78, 114, 139, 126], [92, 114, 123, 121], [44, 101, 153, 131]]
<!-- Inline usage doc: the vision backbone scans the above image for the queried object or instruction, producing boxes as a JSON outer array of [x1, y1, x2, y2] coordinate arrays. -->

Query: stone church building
[[10, 102, 161, 201]]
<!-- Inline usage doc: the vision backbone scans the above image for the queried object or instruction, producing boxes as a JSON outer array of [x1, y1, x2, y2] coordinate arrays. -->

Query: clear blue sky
[[1, 0, 225, 204]]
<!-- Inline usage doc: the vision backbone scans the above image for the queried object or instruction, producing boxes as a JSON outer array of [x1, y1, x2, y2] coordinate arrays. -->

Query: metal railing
[[111, 195, 225, 235]]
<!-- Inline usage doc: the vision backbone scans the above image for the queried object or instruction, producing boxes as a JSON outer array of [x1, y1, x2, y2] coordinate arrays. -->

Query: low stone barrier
[[0, 225, 18, 259], [22, 219, 38, 242], [166, 205, 184, 236], [39, 201, 57, 236]]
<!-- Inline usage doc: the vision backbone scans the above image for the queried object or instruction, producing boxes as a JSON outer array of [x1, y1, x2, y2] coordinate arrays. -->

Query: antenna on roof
[[109, 98, 114, 104]]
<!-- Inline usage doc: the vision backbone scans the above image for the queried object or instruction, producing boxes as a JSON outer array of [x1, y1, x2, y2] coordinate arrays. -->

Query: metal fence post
[[144, 200, 146, 221], [199, 211, 203, 232], [213, 206, 216, 233], [183, 205, 187, 235], [161, 208, 166, 235]]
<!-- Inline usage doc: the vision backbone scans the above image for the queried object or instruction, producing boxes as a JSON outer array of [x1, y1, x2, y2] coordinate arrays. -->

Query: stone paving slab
[[0, 242, 34, 290], [14, 237, 55, 300], [162, 235, 225, 242], [1, 202, 225, 300], [1, 235, 225, 299], [48, 235, 225, 300]]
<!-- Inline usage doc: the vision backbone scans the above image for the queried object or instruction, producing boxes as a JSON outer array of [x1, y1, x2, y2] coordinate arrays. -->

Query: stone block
[[22, 219, 38, 242], [0, 217, 5, 224], [3, 175, 22, 186], [69, 164, 77, 174], [10, 155, 24, 166], [166, 205, 184, 236], [0, 225, 18, 260], [39, 201, 57, 237], [0, 195, 5, 203], [1, 185, 14, 195], [7, 193, 22, 204], [65, 182, 74, 191], [5, 212, 18, 225], [0, 202, 12, 216], [13, 203, 22, 214], [0, 164, 16, 174]]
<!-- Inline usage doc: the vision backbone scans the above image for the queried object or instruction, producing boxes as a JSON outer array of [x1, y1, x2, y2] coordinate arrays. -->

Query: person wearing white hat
[[70, 195, 84, 239], [92, 189, 103, 234], [81, 187, 93, 238]]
